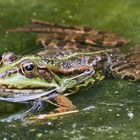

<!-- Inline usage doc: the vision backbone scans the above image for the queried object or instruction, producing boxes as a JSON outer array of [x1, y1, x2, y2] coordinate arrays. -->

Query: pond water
[[0, 0, 140, 139]]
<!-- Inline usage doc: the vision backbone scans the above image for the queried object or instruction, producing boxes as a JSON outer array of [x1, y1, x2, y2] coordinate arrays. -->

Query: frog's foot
[[49, 95, 76, 114], [28, 95, 78, 123], [7, 19, 129, 48]]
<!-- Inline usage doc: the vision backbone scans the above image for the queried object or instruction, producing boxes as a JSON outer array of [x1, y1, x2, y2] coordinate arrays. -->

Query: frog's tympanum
[[0, 20, 139, 122]]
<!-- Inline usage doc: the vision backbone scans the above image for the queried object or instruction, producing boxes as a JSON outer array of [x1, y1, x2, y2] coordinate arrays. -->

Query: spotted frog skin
[[0, 20, 139, 122]]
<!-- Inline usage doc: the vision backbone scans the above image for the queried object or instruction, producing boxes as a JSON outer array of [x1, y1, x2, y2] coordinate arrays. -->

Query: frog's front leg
[[48, 95, 76, 114]]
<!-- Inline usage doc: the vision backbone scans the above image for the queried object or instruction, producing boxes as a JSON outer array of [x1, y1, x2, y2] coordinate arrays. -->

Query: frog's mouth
[[0, 88, 45, 98], [0, 87, 60, 103]]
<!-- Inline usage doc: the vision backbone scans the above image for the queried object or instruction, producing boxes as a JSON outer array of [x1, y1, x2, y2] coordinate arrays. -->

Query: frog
[[0, 19, 139, 122]]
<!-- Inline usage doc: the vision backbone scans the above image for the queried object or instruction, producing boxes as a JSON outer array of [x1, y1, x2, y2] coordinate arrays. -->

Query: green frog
[[0, 20, 139, 122]]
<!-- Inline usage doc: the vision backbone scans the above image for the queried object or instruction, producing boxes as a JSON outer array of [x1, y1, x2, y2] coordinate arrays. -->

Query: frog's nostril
[[0, 55, 2, 65], [2, 52, 17, 64]]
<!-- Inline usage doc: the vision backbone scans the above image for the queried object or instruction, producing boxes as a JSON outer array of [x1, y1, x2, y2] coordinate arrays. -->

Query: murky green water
[[0, 0, 140, 139]]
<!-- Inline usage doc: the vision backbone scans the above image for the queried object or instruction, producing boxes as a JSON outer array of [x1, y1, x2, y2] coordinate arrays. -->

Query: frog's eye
[[1, 52, 17, 64], [20, 60, 37, 77]]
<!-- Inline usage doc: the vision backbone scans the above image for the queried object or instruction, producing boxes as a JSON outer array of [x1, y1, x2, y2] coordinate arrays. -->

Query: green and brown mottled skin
[[0, 20, 139, 121]]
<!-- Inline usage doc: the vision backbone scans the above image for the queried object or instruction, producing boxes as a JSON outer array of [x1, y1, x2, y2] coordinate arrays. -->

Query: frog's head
[[0, 52, 60, 99]]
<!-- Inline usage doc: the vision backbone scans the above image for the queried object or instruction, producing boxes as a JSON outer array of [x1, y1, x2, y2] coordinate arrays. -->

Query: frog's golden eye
[[20, 60, 37, 77]]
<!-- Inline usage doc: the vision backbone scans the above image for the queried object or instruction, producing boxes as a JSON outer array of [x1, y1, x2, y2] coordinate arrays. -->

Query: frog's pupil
[[25, 64, 34, 71]]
